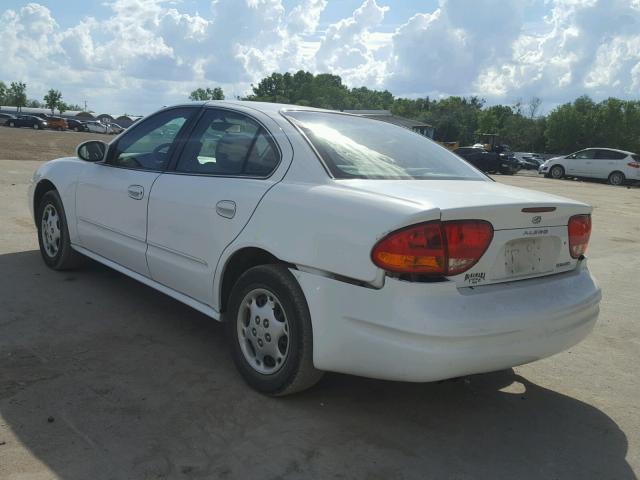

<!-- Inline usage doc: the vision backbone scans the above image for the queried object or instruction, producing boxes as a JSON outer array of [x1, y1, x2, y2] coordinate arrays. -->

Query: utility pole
[[84, 100, 87, 112]]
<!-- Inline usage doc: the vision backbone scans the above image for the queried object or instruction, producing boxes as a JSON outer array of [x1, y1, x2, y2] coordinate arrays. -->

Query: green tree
[[424, 96, 485, 145], [7, 81, 27, 112], [189, 87, 224, 101], [44, 89, 63, 115], [0, 81, 7, 105], [26, 99, 43, 108], [243, 71, 640, 154]]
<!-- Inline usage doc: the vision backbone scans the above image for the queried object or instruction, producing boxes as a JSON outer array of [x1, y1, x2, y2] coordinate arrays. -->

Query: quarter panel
[[214, 181, 438, 309]]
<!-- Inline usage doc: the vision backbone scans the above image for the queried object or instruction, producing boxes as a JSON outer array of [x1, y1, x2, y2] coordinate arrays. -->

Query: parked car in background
[[108, 123, 125, 135], [47, 117, 68, 131], [454, 146, 520, 174], [539, 148, 640, 185], [7, 115, 48, 129], [67, 119, 87, 132], [29, 101, 600, 395], [516, 152, 545, 170], [83, 121, 109, 134], [0, 113, 17, 126]]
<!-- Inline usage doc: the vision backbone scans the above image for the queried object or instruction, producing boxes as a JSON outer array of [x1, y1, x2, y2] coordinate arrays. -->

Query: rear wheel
[[227, 264, 323, 395], [550, 165, 564, 179], [37, 190, 83, 270], [9, 121, 15, 127], [608, 171, 625, 186]]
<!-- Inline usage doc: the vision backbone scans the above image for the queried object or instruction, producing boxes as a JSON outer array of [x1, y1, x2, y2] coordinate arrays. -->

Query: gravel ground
[[1, 127, 638, 479]]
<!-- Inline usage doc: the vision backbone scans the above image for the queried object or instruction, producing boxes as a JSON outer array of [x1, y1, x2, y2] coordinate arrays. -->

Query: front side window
[[571, 150, 595, 160], [108, 108, 193, 171], [175, 109, 280, 176], [284, 111, 486, 180]]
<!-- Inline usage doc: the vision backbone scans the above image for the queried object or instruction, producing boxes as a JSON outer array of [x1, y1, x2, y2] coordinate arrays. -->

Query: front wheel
[[608, 171, 625, 186], [227, 264, 323, 395], [550, 165, 565, 179], [37, 190, 83, 270], [9, 121, 15, 127]]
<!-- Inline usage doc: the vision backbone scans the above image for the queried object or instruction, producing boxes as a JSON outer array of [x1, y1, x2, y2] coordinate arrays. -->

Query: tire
[[36, 190, 83, 270], [550, 165, 564, 179], [74, 127, 80, 132], [226, 264, 323, 395], [33, 124, 38, 130], [608, 171, 625, 186], [9, 121, 14, 127]]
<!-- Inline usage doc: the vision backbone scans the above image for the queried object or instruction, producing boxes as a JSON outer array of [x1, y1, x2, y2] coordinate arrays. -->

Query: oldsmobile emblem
[[531, 216, 542, 224]]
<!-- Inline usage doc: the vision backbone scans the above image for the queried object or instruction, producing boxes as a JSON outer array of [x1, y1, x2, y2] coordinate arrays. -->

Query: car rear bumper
[[293, 262, 600, 382]]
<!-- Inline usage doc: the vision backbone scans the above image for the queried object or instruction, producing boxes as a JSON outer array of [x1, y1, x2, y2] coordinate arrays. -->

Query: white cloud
[[315, 0, 390, 86], [473, 0, 640, 104], [288, 0, 327, 34], [0, 0, 639, 115]]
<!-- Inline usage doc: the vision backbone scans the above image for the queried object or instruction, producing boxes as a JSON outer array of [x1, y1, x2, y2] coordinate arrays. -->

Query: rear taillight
[[371, 220, 493, 276], [628, 161, 640, 169], [568, 215, 591, 258]]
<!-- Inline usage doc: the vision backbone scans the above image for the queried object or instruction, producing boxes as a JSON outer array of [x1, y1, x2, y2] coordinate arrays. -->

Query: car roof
[[166, 100, 339, 117], [581, 147, 634, 155]]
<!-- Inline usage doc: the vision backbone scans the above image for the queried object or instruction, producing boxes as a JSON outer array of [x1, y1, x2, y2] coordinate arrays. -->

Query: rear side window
[[285, 111, 485, 180], [633, 154, 639, 161], [175, 109, 280, 177], [595, 149, 627, 160]]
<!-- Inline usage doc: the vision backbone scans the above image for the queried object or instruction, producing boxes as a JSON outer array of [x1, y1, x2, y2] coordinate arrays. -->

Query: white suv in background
[[540, 148, 640, 185]]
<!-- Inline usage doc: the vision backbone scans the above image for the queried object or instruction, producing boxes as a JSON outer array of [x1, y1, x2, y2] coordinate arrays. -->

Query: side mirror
[[77, 140, 107, 162]]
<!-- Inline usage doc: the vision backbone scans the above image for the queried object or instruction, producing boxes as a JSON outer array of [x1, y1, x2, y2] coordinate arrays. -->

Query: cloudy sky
[[1, 0, 639, 115]]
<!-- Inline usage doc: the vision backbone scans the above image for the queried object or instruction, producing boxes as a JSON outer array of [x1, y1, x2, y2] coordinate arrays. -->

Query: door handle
[[216, 200, 236, 219], [127, 185, 144, 200]]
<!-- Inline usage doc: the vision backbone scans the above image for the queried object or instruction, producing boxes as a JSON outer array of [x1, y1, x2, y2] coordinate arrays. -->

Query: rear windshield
[[284, 111, 486, 180]]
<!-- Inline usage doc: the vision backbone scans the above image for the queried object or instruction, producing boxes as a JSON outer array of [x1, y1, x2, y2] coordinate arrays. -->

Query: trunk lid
[[339, 179, 591, 286]]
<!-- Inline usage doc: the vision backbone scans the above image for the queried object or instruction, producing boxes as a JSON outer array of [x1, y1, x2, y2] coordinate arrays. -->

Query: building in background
[[343, 109, 435, 139]]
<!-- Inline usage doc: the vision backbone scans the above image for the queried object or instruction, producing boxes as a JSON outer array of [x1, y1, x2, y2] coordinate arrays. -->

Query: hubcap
[[237, 288, 289, 375], [41, 204, 61, 258], [551, 167, 562, 178], [611, 174, 622, 185]]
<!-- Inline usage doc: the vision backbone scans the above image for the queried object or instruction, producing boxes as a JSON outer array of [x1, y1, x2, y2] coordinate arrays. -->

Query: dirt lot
[[1, 127, 639, 479]]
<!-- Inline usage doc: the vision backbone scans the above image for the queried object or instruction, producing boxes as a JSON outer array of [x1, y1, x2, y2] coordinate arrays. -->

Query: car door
[[565, 149, 595, 175], [75, 106, 198, 276], [146, 106, 292, 307]]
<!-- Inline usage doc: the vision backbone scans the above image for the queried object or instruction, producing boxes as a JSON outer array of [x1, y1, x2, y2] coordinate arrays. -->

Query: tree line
[[0, 81, 83, 115], [191, 71, 640, 154]]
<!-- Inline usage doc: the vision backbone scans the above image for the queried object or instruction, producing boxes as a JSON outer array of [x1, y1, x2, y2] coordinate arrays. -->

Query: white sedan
[[28, 101, 601, 395]]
